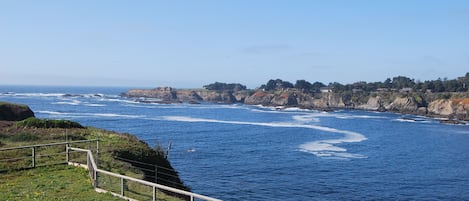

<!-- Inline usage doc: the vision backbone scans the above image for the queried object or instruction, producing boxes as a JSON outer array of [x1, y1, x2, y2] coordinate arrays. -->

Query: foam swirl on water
[[162, 115, 367, 159]]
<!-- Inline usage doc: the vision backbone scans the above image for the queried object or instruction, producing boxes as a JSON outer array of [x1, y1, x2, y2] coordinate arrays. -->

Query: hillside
[[0, 103, 189, 200]]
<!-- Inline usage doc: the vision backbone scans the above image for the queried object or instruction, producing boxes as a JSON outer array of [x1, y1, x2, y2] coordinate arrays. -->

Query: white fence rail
[[1, 141, 222, 201], [68, 147, 222, 201], [0, 139, 98, 171]]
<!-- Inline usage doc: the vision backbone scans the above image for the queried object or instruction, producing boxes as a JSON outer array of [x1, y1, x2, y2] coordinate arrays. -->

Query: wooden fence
[[0, 140, 222, 201]]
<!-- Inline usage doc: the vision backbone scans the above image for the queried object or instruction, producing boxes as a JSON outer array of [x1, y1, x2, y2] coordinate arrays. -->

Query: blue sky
[[0, 0, 468, 88]]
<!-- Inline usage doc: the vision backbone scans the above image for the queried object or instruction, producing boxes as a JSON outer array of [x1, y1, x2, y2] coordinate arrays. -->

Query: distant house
[[399, 87, 413, 93], [320, 87, 333, 93], [352, 88, 364, 93]]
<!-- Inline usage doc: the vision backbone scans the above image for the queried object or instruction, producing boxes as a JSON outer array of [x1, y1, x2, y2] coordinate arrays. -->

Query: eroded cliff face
[[358, 96, 385, 111], [122, 87, 247, 104], [243, 90, 344, 109], [123, 87, 177, 102], [122, 87, 469, 121], [428, 98, 469, 120], [194, 90, 236, 103], [385, 97, 419, 113], [244, 91, 274, 105]]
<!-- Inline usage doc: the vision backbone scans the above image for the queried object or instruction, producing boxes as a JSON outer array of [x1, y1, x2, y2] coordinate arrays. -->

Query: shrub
[[16, 117, 84, 129]]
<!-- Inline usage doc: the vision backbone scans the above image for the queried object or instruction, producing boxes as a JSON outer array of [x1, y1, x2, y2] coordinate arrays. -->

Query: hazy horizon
[[1, 1, 468, 89]]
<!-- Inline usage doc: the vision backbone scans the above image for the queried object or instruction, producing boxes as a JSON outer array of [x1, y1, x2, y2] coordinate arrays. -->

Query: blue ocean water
[[1, 86, 468, 200]]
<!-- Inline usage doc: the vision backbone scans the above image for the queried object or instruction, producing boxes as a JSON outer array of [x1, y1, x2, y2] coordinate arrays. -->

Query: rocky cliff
[[122, 87, 469, 121], [358, 96, 386, 111], [428, 98, 469, 120], [122, 87, 247, 104], [0, 102, 35, 121]]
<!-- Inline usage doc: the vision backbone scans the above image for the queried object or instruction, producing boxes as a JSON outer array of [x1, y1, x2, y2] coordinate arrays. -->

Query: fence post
[[66, 142, 69, 163], [31, 147, 36, 168], [96, 139, 99, 168], [155, 165, 158, 183], [121, 177, 125, 196], [153, 186, 156, 201], [94, 170, 98, 188]]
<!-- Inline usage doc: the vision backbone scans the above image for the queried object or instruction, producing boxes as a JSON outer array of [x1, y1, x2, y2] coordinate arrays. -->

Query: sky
[[0, 0, 468, 88]]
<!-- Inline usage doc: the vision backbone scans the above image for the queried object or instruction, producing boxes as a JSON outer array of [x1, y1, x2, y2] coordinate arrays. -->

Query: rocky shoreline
[[122, 87, 469, 124]]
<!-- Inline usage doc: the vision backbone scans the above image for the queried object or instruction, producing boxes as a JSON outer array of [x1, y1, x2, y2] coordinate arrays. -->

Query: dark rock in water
[[62, 94, 84, 98], [439, 119, 466, 125], [188, 100, 200, 104], [0, 102, 35, 121]]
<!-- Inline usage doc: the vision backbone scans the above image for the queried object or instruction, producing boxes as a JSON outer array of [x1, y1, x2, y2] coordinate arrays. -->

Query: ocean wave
[[52, 100, 82, 105], [37, 110, 71, 115], [84, 103, 106, 107], [1, 92, 66, 97], [162, 115, 367, 159], [89, 113, 144, 118], [292, 114, 320, 123], [250, 107, 386, 121], [37, 110, 144, 119], [393, 117, 433, 124]]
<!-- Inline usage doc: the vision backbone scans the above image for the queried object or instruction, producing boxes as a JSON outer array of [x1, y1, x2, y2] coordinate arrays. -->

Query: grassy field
[[0, 118, 187, 201], [0, 164, 122, 201]]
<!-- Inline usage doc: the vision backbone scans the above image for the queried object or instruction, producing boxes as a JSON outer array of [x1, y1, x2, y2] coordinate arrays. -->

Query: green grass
[[0, 118, 189, 201], [0, 164, 122, 201]]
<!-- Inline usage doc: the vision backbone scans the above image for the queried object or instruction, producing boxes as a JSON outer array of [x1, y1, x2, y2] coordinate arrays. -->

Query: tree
[[383, 78, 392, 88], [295, 80, 312, 92], [204, 82, 247, 91], [261, 79, 293, 91], [311, 81, 326, 93], [329, 82, 345, 92], [392, 76, 415, 89], [433, 78, 445, 92]]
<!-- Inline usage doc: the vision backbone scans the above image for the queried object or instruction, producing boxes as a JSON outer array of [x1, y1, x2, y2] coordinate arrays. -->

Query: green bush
[[16, 117, 84, 129]]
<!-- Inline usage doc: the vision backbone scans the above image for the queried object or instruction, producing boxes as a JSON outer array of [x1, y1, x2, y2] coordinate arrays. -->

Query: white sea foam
[[334, 114, 387, 119], [162, 115, 367, 159], [393, 118, 433, 124], [292, 114, 320, 123], [283, 107, 311, 112], [85, 113, 145, 118], [37, 110, 144, 119], [53, 100, 82, 105], [5, 92, 66, 97], [84, 103, 106, 107], [37, 110, 70, 115]]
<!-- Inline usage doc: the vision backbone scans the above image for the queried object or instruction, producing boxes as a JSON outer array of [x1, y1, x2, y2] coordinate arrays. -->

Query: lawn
[[0, 164, 122, 201]]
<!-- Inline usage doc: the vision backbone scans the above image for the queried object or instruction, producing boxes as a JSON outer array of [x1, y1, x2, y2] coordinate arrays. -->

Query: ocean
[[1, 86, 468, 200]]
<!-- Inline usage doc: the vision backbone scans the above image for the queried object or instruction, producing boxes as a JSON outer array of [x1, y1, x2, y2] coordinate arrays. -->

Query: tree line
[[205, 72, 469, 93], [261, 73, 469, 93]]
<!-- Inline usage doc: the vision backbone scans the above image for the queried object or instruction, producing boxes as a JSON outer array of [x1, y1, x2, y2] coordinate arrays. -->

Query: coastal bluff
[[122, 87, 249, 104], [0, 102, 35, 121], [122, 87, 469, 122]]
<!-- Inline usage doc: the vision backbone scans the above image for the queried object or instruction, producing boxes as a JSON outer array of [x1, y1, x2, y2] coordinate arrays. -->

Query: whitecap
[[85, 113, 145, 118], [37, 110, 70, 115], [292, 114, 320, 123], [84, 103, 106, 107], [7, 93, 66, 97], [53, 100, 82, 105]]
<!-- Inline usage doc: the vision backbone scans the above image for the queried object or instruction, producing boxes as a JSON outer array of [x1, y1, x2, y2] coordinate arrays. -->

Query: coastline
[[122, 87, 469, 125]]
